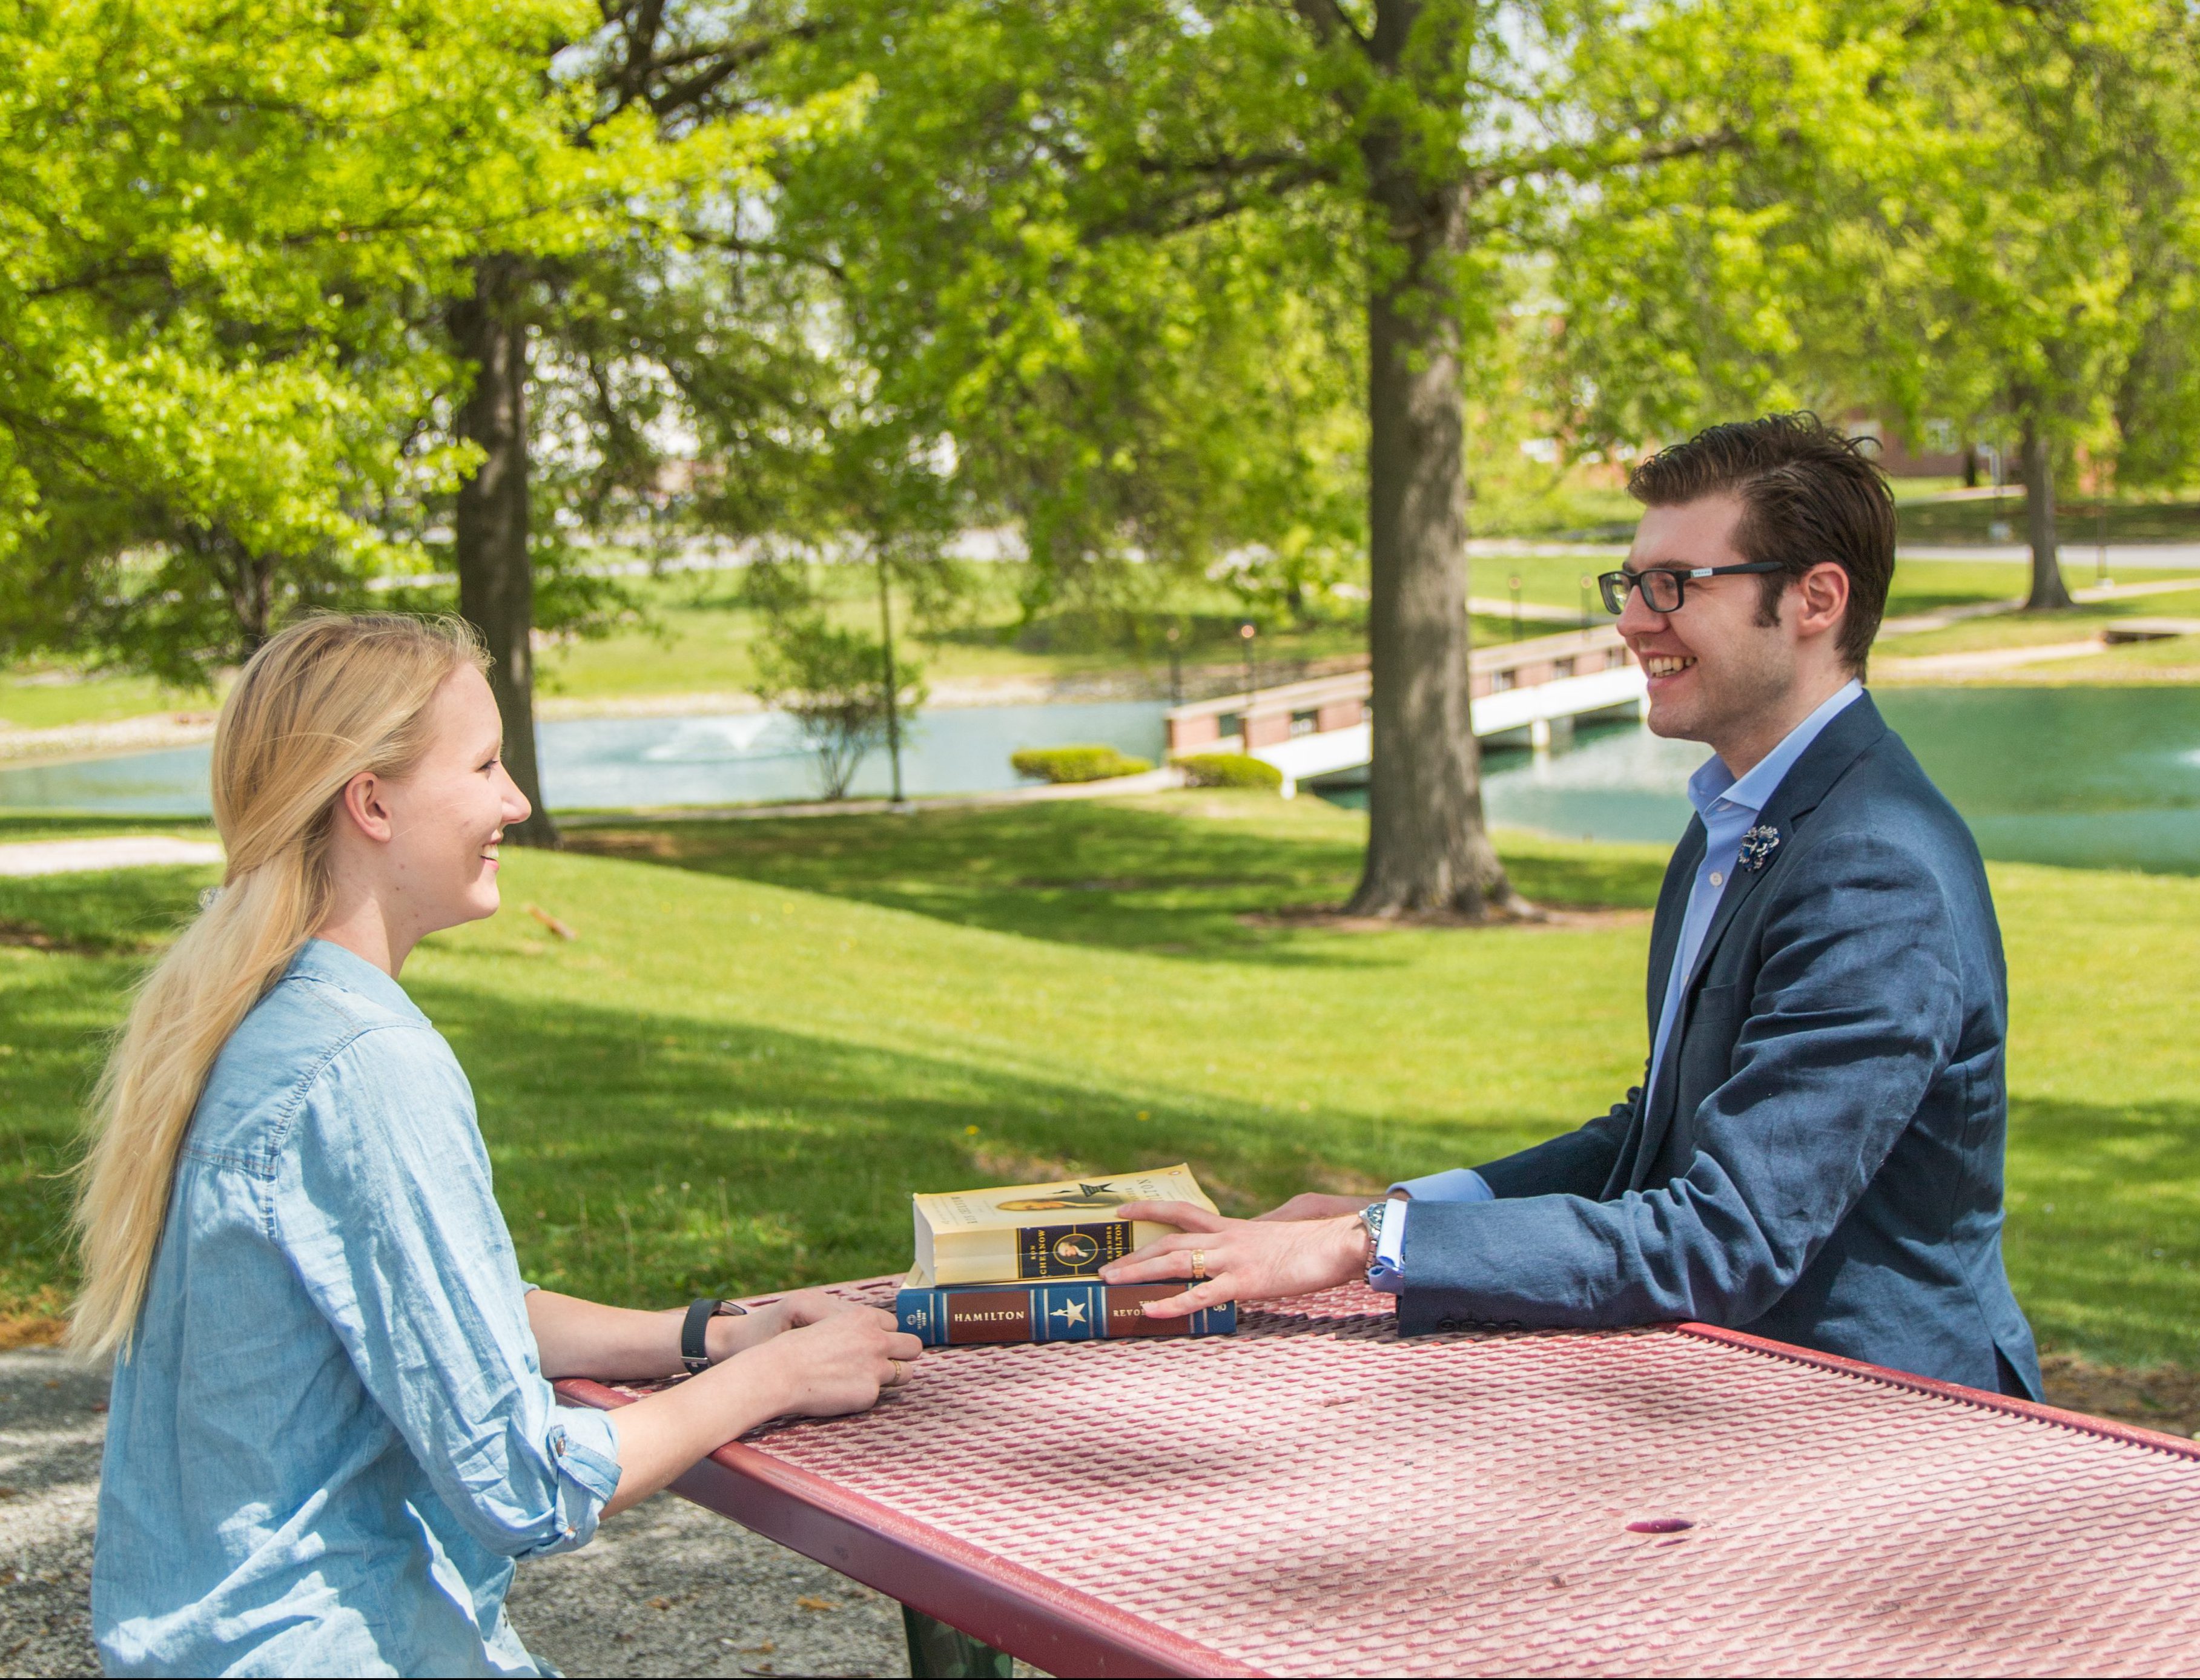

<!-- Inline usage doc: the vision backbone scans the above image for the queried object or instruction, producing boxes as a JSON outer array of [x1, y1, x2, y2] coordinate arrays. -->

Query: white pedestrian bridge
[[1166, 626, 1649, 797]]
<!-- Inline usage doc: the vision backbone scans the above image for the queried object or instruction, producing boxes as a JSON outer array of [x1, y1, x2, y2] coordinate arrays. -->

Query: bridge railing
[[1165, 624, 1632, 755]]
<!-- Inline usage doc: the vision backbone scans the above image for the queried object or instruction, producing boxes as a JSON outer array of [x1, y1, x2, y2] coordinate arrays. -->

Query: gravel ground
[[0, 1348, 940, 1679]]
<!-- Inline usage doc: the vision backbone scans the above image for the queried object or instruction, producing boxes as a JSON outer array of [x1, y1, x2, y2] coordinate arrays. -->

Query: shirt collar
[[1686, 679, 1865, 821], [286, 937, 431, 1023]]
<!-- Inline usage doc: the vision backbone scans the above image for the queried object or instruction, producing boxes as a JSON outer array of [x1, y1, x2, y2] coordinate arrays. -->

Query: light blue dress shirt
[[1369, 680, 1865, 1294], [93, 940, 621, 1678], [1643, 679, 1863, 1103]]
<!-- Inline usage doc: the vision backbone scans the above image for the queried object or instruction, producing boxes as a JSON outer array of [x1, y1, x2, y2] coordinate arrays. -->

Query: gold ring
[[888, 1359, 909, 1385], [1190, 1250, 1208, 1282]]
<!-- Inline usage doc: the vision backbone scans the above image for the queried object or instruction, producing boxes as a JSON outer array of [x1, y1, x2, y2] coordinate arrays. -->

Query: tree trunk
[[1344, 139, 1511, 916], [451, 254, 560, 846], [2018, 415, 2073, 611]]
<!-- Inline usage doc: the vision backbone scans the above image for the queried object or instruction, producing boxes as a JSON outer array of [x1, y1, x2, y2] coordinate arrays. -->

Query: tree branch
[[1286, 0, 1369, 51], [1464, 125, 1741, 193]]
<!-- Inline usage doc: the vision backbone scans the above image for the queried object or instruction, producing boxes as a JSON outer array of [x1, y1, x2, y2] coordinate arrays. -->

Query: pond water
[[3, 686, 2195, 872], [0, 700, 1171, 817], [1322, 687, 2200, 874]]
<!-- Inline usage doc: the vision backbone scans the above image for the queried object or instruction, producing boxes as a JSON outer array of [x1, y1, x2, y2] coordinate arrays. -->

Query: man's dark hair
[[1626, 412, 1895, 674]]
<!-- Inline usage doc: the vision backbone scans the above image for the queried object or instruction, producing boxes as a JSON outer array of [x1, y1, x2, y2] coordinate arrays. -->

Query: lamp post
[[1166, 624, 1183, 707], [1508, 575, 1524, 642], [1579, 573, 1594, 635], [876, 552, 906, 809], [1239, 620, 1257, 750]]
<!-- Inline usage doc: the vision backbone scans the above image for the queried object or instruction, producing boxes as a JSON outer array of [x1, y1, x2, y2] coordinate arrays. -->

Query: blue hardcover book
[[894, 1274, 1237, 1347]]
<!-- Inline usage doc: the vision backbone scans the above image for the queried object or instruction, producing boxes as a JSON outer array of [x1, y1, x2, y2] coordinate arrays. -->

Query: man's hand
[[1097, 1199, 1366, 1320], [1256, 1191, 1382, 1222]]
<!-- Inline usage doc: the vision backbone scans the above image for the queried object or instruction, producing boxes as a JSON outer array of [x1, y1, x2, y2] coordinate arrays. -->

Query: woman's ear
[[335, 771, 396, 845]]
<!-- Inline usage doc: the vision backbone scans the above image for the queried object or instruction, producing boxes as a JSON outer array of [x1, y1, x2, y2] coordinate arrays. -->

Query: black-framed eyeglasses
[[1597, 562, 1788, 614]]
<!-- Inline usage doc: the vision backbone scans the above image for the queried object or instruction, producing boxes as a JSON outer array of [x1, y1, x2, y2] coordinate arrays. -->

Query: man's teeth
[[1645, 655, 1697, 677]]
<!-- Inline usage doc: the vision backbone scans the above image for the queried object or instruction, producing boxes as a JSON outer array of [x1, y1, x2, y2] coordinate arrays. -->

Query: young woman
[[77, 614, 922, 1677]]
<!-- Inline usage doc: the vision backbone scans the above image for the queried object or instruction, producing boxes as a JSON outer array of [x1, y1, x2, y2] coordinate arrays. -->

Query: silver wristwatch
[[1358, 1199, 1389, 1268]]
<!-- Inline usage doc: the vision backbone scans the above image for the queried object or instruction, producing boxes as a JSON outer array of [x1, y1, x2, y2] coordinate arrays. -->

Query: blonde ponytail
[[71, 614, 487, 1360]]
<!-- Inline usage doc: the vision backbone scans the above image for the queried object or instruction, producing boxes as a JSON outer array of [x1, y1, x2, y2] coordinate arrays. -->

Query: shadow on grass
[[0, 814, 216, 843], [2005, 1096, 2200, 1369], [368, 976, 1435, 1304], [565, 799, 1668, 963], [0, 863, 213, 951]]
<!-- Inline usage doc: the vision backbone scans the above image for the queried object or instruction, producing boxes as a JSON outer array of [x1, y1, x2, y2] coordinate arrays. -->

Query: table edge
[[1676, 1322, 2200, 1460], [555, 1375, 1265, 1680]]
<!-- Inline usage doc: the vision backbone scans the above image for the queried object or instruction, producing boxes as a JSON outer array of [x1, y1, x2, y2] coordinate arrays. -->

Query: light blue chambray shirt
[[1369, 680, 1866, 1291], [93, 940, 621, 1678]]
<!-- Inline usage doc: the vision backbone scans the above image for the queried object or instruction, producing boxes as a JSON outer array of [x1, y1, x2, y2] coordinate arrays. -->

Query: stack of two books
[[894, 1163, 1238, 1347]]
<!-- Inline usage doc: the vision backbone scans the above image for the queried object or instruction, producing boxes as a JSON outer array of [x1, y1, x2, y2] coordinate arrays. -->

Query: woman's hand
[[707, 1287, 867, 1360], [602, 1306, 920, 1517], [748, 1306, 924, 1421], [1097, 1199, 1367, 1320]]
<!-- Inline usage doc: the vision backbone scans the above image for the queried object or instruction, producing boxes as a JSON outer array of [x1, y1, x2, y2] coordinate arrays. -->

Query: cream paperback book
[[911, 1163, 1217, 1286]]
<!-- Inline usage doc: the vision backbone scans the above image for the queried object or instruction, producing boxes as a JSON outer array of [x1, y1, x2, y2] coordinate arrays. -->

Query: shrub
[[1009, 745, 1155, 784], [1176, 752, 1283, 791]]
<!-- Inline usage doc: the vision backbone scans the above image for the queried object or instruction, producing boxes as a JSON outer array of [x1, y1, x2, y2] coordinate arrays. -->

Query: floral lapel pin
[[1738, 822, 1783, 873]]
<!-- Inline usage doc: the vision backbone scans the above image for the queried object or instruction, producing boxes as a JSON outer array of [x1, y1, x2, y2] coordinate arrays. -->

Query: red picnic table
[[557, 1279, 2200, 1678]]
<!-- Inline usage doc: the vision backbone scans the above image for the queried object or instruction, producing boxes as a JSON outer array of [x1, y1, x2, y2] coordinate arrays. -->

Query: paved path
[[1879, 573, 2200, 637], [1877, 639, 2111, 678], [0, 838, 223, 878], [0, 1348, 939, 1679]]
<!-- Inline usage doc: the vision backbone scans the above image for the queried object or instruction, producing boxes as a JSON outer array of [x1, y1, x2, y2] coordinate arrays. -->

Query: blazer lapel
[[1602, 816, 1703, 1197], [1625, 694, 1891, 1191], [1645, 817, 1703, 1046]]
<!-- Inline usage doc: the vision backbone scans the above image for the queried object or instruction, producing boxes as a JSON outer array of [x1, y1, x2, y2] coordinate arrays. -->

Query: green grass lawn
[[2, 792, 2195, 1377], [0, 668, 214, 733], [1896, 490, 2200, 547]]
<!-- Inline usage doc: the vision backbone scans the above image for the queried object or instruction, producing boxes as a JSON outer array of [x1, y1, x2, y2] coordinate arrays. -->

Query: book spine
[[894, 1283, 1238, 1348]]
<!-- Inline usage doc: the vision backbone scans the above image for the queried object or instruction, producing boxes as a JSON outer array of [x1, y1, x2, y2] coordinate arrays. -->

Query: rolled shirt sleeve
[[275, 1025, 622, 1558], [1389, 1167, 1496, 1203]]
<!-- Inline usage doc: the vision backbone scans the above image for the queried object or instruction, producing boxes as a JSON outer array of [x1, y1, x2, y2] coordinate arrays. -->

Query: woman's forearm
[[597, 1351, 796, 1517], [527, 1290, 688, 1381], [527, 1289, 786, 1382]]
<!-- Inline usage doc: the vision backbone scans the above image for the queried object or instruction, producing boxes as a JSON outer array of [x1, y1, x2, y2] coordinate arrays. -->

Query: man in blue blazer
[[1105, 413, 2041, 1398]]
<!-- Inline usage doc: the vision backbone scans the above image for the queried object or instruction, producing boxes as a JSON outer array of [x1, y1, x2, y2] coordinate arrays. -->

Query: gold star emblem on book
[[1051, 1300, 1089, 1326]]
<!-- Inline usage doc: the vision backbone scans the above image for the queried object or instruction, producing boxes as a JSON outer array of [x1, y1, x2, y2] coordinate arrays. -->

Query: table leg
[[902, 1603, 1013, 1678]]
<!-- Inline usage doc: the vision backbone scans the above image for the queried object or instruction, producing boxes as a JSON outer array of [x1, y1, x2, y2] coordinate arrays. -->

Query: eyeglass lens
[[1599, 571, 1685, 613]]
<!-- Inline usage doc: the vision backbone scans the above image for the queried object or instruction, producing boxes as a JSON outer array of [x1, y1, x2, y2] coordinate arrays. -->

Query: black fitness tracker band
[[680, 1296, 748, 1375]]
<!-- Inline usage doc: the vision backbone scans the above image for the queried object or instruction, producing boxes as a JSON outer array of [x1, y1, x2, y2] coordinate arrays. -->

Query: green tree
[[1554, 0, 2200, 613], [442, 2, 839, 845], [776, 0, 1877, 916], [0, 0, 656, 684], [745, 558, 929, 801]]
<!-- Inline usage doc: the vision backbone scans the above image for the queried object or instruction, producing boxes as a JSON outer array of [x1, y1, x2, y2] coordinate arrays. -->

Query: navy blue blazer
[[1399, 694, 2042, 1397]]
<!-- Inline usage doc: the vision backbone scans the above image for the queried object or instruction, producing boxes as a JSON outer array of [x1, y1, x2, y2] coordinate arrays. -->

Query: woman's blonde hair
[[71, 613, 487, 1360]]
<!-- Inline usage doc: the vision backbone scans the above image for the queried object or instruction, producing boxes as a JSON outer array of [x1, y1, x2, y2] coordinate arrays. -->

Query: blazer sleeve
[[1398, 830, 1964, 1333], [1472, 1085, 1642, 1201]]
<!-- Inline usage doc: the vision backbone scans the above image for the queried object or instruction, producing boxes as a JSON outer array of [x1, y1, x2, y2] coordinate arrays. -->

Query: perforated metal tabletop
[[557, 1280, 2200, 1678]]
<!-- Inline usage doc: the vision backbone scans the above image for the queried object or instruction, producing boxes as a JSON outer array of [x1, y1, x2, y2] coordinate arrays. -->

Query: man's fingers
[[1113, 1199, 1227, 1233], [1103, 1228, 1204, 1272], [1099, 1245, 1200, 1284], [1137, 1279, 1235, 1320]]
